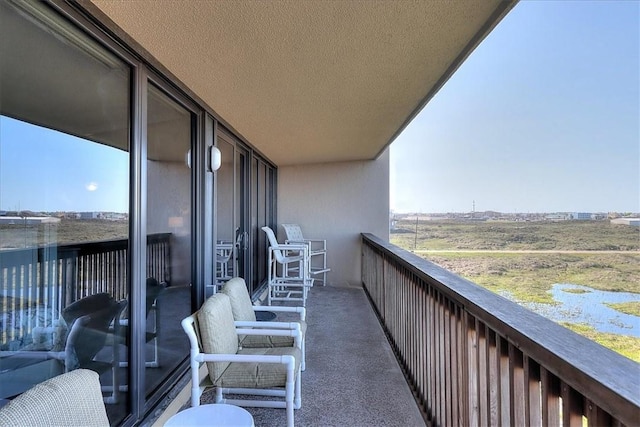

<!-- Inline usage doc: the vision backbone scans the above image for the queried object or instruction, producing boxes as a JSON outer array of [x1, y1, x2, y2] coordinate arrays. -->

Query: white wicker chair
[[181, 293, 302, 427], [0, 369, 110, 426]]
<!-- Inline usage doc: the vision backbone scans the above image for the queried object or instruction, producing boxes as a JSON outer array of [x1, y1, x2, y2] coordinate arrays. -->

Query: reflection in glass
[[0, 1, 130, 423], [145, 84, 192, 396], [213, 136, 235, 295], [235, 148, 249, 288]]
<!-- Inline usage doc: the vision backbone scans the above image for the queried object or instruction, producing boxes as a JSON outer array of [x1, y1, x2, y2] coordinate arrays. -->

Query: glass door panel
[[213, 135, 235, 295], [235, 147, 250, 290], [0, 1, 130, 423], [145, 84, 192, 396]]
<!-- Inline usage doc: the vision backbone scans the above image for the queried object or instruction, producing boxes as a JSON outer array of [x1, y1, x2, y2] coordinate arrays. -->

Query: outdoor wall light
[[185, 147, 221, 171], [209, 146, 222, 172]]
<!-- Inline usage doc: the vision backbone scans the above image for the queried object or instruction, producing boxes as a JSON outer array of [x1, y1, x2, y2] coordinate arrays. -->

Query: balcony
[[151, 234, 639, 426], [3, 234, 640, 425], [177, 284, 427, 426], [4, 1, 637, 425], [2, 232, 639, 425]]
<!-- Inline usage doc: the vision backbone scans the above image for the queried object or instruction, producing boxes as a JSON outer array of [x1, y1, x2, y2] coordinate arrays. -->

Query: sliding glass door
[[1, 2, 277, 424], [0, 2, 131, 423], [214, 129, 250, 295], [144, 83, 193, 397]]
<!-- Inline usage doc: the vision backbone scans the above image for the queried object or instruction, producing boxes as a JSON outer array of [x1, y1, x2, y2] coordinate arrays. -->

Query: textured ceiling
[[89, 0, 515, 166]]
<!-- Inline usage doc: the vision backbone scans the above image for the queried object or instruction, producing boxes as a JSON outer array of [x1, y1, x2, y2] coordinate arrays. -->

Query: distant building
[[545, 213, 568, 221], [610, 218, 640, 227], [568, 212, 592, 220], [79, 212, 101, 219], [0, 216, 61, 225]]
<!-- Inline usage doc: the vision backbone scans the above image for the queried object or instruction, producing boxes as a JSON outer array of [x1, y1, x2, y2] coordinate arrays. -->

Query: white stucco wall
[[278, 149, 390, 286]]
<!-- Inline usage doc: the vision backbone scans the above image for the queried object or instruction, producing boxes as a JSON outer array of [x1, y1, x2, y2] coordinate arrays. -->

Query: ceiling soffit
[[89, 0, 514, 166]]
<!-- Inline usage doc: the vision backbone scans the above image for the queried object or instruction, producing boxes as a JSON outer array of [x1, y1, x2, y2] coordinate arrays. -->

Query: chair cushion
[[221, 278, 256, 322], [215, 347, 302, 388], [197, 293, 239, 382], [0, 369, 109, 427], [240, 320, 307, 349]]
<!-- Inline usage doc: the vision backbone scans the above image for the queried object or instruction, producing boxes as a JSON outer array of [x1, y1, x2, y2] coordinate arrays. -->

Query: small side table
[[255, 310, 277, 321], [165, 404, 254, 426]]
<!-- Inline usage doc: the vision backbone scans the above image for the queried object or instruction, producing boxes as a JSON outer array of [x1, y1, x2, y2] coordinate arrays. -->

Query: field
[[391, 218, 640, 362], [0, 219, 129, 250], [392, 219, 640, 251]]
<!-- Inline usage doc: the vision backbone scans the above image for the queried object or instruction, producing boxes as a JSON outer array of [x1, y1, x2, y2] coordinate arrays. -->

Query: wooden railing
[[0, 233, 171, 346], [362, 233, 639, 427]]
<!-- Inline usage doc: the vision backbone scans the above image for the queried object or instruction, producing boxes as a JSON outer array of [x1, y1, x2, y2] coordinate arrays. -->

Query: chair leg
[[147, 334, 159, 368], [286, 377, 294, 427], [294, 368, 302, 410]]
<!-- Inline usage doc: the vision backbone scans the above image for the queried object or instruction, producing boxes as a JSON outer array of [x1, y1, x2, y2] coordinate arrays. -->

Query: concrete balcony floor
[[197, 285, 426, 426]]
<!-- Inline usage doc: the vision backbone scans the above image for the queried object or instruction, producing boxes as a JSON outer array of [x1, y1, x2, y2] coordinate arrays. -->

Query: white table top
[[164, 404, 254, 427]]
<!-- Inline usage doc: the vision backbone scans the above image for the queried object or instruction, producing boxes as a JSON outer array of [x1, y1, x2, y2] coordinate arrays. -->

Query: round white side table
[[164, 403, 254, 427]]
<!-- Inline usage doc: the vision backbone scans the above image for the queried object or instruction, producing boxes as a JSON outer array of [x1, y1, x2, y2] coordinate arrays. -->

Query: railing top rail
[[362, 233, 640, 422], [0, 233, 172, 259]]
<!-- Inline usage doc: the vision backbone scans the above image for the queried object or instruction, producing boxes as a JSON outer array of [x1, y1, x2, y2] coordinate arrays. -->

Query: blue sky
[[0, 117, 129, 213], [1, 1, 638, 215], [390, 0, 639, 214]]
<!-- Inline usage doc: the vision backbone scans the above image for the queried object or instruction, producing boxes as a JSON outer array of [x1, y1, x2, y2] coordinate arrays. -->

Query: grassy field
[[562, 323, 640, 362], [606, 301, 640, 317], [392, 219, 640, 251], [391, 218, 640, 362], [422, 252, 639, 303], [0, 219, 129, 250]]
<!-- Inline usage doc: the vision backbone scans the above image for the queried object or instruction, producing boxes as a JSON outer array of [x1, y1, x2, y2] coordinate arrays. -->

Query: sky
[[0, 117, 130, 213], [1, 1, 638, 215], [390, 0, 640, 214]]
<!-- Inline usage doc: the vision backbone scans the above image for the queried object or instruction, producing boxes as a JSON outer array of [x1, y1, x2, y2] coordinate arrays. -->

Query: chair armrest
[[236, 327, 299, 337], [236, 328, 301, 348], [286, 238, 326, 252], [285, 239, 308, 245], [253, 305, 306, 321], [234, 320, 302, 331], [271, 243, 308, 255], [197, 352, 297, 367]]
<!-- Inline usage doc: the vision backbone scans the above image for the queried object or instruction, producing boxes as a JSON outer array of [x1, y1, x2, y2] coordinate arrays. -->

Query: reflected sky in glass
[[1, 115, 129, 213]]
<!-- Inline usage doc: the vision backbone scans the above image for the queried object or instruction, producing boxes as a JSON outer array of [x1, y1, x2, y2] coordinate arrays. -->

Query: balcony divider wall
[[362, 233, 640, 427]]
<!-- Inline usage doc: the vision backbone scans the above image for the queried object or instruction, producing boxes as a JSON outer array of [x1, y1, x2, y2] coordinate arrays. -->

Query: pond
[[521, 284, 640, 338]]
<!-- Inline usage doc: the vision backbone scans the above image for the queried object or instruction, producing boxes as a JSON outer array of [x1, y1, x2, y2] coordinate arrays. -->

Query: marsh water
[[519, 284, 640, 337]]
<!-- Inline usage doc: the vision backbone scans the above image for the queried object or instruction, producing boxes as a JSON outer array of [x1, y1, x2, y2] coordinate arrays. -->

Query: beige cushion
[[241, 319, 307, 348], [197, 293, 239, 383], [221, 278, 256, 322], [222, 277, 306, 348], [215, 346, 302, 388], [0, 369, 109, 427]]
